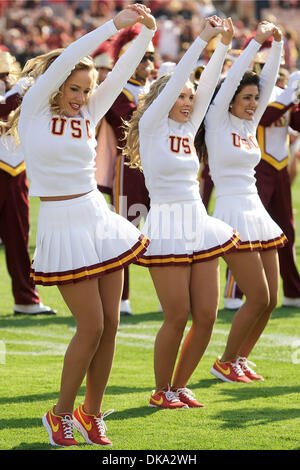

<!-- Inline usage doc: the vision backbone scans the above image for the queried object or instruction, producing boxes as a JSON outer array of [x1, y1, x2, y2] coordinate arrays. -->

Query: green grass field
[[0, 173, 300, 452]]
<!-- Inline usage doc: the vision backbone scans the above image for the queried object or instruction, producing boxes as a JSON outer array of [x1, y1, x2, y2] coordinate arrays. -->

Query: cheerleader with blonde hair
[[6, 4, 156, 447], [123, 17, 240, 409]]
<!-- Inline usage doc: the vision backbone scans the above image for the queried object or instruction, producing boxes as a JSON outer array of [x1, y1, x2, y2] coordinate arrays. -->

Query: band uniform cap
[[111, 24, 155, 64], [93, 52, 113, 69], [92, 40, 113, 69], [0, 51, 15, 74], [157, 61, 176, 78]]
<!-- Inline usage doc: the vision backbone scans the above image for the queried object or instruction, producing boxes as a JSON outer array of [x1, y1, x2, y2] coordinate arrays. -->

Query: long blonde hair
[[0, 49, 97, 145], [122, 74, 171, 170]]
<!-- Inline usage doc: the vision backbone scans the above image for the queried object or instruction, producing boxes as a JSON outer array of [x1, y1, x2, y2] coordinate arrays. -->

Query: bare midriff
[[40, 190, 92, 201]]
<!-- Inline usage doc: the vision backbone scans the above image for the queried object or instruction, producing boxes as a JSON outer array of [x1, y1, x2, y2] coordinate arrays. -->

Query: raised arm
[[253, 25, 283, 125], [141, 18, 225, 131], [190, 17, 233, 129], [22, 5, 155, 116], [208, 21, 281, 124], [88, 7, 156, 124]]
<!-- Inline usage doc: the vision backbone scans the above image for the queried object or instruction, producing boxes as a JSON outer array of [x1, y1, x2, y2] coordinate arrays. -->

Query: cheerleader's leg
[[172, 257, 220, 389], [83, 269, 123, 415], [55, 277, 105, 414], [149, 265, 191, 392], [238, 249, 279, 358], [221, 251, 270, 362]]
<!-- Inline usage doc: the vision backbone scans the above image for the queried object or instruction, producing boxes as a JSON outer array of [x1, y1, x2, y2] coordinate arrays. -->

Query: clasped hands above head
[[199, 15, 234, 45], [113, 3, 156, 31], [255, 20, 283, 43]]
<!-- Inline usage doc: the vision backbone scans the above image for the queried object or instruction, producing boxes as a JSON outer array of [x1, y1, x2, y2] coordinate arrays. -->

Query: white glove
[[287, 70, 300, 104], [5, 76, 34, 99], [0, 79, 6, 99]]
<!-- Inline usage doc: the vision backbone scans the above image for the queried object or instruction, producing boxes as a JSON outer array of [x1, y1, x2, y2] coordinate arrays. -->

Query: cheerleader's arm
[[206, 39, 261, 125], [22, 20, 118, 115], [190, 40, 229, 131], [140, 36, 208, 131], [254, 39, 283, 126], [88, 25, 155, 124]]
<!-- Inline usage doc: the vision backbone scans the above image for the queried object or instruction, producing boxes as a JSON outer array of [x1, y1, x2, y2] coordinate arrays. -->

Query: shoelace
[[176, 387, 195, 400], [61, 415, 74, 439], [164, 387, 181, 403], [94, 409, 114, 436], [236, 356, 256, 374], [231, 361, 245, 377]]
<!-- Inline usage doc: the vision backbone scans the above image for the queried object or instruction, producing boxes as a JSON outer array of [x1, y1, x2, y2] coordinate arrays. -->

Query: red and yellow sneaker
[[73, 405, 113, 446], [174, 387, 205, 408], [42, 406, 78, 447], [237, 356, 264, 381], [149, 387, 189, 409], [210, 357, 252, 383]]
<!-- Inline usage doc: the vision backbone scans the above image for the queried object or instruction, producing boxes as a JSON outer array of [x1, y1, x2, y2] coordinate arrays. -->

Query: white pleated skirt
[[213, 192, 287, 251], [135, 199, 240, 267], [30, 190, 149, 286]]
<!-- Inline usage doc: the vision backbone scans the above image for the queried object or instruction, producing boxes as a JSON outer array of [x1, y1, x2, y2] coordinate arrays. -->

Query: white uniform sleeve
[[253, 40, 283, 126], [190, 40, 228, 130], [88, 25, 155, 124], [206, 39, 261, 124], [22, 20, 118, 115], [140, 36, 208, 131]]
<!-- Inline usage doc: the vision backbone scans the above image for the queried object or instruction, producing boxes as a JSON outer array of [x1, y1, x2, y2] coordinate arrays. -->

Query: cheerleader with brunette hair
[[201, 21, 286, 383]]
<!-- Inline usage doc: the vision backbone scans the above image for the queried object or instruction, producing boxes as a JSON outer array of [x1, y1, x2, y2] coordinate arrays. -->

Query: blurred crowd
[[0, 0, 299, 73]]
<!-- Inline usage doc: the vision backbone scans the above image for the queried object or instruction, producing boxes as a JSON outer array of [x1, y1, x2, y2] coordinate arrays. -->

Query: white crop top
[[18, 20, 155, 197], [139, 37, 229, 204], [205, 38, 283, 197]]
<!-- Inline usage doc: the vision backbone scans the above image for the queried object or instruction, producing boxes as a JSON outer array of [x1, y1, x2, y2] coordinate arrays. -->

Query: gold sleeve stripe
[[225, 273, 235, 298], [0, 161, 26, 176], [122, 89, 135, 103], [268, 101, 285, 110]]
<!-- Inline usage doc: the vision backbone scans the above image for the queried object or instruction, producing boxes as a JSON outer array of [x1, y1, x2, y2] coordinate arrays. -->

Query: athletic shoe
[[42, 406, 78, 447], [73, 405, 113, 446], [223, 298, 244, 310], [149, 387, 189, 409], [210, 357, 252, 383], [14, 302, 56, 316], [282, 296, 300, 308], [120, 299, 133, 316], [236, 356, 264, 381], [174, 387, 205, 408]]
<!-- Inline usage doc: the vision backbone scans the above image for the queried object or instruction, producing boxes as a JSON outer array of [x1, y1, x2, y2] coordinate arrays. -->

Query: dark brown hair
[[195, 70, 260, 163]]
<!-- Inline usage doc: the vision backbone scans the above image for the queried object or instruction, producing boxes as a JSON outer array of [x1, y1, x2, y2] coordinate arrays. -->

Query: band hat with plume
[[0, 51, 15, 74], [157, 61, 176, 78], [92, 40, 113, 69], [110, 24, 154, 65]]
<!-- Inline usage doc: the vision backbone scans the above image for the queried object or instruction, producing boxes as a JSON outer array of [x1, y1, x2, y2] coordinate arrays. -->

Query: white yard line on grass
[[0, 326, 299, 362]]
